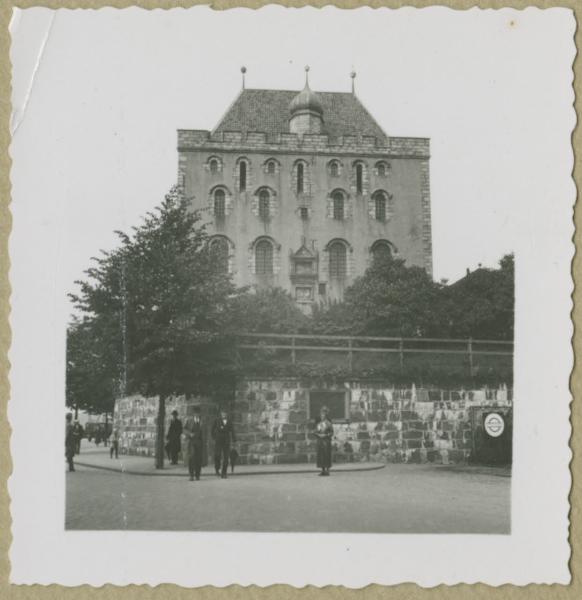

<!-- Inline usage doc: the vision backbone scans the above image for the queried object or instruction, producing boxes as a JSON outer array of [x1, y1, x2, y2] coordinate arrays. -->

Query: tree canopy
[[312, 255, 445, 337], [66, 316, 120, 417], [229, 287, 309, 334], [310, 253, 514, 340], [441, 254, 514, 340], [69, 186, 239, 401]]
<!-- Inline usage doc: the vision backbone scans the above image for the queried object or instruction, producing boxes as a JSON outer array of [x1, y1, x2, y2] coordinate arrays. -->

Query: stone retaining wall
[[114, 379, 512, 465]]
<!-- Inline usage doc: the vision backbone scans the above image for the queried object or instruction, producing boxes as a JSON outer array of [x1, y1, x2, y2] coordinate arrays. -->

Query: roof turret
[[289, 66, 323, 117]]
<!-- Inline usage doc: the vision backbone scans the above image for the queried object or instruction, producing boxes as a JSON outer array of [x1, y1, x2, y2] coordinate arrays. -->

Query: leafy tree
[[442, 253, 514, 340], [230, 287, 309, 334], [69, 186, 239, 468], [313, 255, 444, 337], [311, 254, 514, 341], [66, 316, 120, 419]]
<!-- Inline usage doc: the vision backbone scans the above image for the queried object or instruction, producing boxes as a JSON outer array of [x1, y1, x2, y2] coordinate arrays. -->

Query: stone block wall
[[113, 394, 215, 458], [114, 379, 512, 465], [233, 380, 511, 465]]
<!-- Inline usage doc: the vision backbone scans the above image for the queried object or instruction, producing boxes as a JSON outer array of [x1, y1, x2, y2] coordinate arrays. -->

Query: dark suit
[[65, 422, 76, 471], [166, 417, 183, 465], [183, 416, 204, 479], [211, 417, 236, 477]]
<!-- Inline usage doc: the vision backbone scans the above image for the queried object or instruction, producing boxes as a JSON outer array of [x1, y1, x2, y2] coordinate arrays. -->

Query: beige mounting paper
[[1, 0, 580, 596]]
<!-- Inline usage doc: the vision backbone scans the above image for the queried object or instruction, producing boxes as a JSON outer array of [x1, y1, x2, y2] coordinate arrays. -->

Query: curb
[[74, 461, 387, 477]]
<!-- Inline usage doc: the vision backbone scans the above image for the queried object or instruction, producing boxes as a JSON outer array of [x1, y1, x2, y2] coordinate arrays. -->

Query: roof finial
[[241, 66, 247, 90], [350, 70, 356, 94], [304, 65, 310, 87]]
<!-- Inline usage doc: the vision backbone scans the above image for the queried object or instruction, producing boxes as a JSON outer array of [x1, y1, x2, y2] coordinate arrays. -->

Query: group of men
[[166, 407, 237, 481], [67, 405, 333, 478]]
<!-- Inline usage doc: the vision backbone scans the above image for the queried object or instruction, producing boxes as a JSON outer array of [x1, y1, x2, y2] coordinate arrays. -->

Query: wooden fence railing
[[237, 333, 513, 374]]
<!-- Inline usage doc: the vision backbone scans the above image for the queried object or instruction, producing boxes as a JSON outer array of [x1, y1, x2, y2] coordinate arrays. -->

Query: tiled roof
[[213, 89, 388, 143]]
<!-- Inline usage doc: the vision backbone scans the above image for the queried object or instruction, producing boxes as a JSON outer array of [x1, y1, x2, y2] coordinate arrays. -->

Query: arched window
[[255, 240, 274, 275], [210, 237, 229, 274], [356, 163, 364, 194], [376, 161, 389, 177], [332, 191, 345, 220], [372, 240, 393, 264], [214, 189, 226, 218], [209, 158, 219, 174], [266, 160, 276, 174], [297, 162, 304, 194], [375, 193, 387, 221], [329, 241, 347, 278], [329, 161, 340, 177], [258, 189, 270, 221], [239, 161, 247, 192]]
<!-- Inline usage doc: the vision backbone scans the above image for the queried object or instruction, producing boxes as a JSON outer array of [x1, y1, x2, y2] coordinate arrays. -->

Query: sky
[[9, 5, 575, 291]]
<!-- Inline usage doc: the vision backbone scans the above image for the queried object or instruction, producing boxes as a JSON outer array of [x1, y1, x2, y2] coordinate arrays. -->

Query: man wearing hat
[[166, 409, 183, 465], [65, 412, 76, 472], [183, 406, 204, 481], [211, 408, 237, 479]]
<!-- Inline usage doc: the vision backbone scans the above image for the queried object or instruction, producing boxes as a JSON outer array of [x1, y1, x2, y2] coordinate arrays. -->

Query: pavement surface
[[66, 447, 511, 533], [74, 447, 386, 476]]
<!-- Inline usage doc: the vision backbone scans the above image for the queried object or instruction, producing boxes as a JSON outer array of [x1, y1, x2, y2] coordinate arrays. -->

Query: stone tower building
[[177, 69, 432, 308]]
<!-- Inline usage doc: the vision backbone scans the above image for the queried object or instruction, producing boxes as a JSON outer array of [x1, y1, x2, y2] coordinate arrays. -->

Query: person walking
[[72, 420, 84, 455], [166, 409, 183, 465], [314, 406, 333, 476], [65, 413, 76, 472], [211, 408, 236, 479], [183, 407, 204, 481], [109, 428, 120, 459]]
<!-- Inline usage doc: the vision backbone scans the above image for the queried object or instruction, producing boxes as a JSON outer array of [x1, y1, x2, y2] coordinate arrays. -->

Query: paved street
[[66, 456, 511, 533]]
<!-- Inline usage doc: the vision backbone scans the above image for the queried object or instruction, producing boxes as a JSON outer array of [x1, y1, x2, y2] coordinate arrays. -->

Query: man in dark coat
[[65, 413, 76, 472], [183, 407, 204, 481], [314, 406, 333, 476], [166, 410, 183, 465], [211, 409, 236, 479], [72, 421, 84, 455]]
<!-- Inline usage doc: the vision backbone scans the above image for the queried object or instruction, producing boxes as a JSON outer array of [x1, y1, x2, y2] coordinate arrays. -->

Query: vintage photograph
[[65, 65, 514, 534], [8, 5, 574, 587]]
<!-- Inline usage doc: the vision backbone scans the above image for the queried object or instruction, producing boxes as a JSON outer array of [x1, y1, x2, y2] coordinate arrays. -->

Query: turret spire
[[289, 65, 323, 135], [241, 66, 247, 90], [350, 70, 356, 94]]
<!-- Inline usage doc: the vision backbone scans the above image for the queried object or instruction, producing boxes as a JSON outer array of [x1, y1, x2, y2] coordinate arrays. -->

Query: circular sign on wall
[[484, 412, 505, 438]]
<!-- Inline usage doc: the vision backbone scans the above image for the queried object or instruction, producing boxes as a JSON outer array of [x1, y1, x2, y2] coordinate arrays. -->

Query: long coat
[[315, 417, 333, 469], [183, 417, 204, 458], [65, 422, 76, 459], [166, 417, 183, 454]]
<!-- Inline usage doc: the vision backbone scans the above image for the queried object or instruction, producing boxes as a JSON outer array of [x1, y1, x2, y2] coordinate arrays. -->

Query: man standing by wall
[[183, 406, 204, 481], [212, 408, 236, 479], [65, 413, 76, 472], [166, 410, 183, 465]]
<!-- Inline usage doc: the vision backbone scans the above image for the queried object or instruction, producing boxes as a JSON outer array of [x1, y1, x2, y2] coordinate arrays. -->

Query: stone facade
[[177, 85, 432, 306], [114, 379, 512, 465]]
